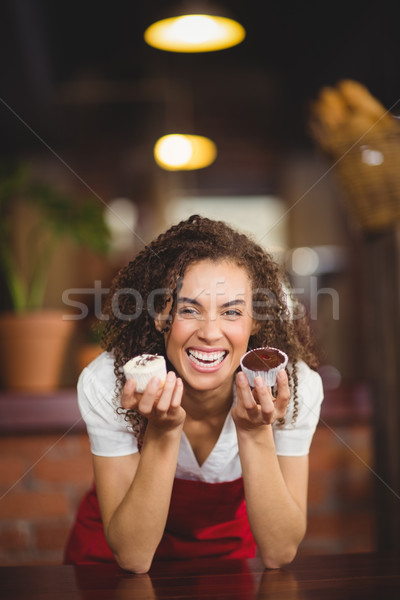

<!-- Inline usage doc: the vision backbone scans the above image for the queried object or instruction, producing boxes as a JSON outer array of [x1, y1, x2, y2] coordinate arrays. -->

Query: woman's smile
[[186, 347, 228, 371]]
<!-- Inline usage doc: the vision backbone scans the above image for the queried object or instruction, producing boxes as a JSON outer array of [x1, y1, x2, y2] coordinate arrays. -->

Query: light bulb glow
[[144, 14, 245, 52], [168, 16, 220, 44], [291, 247, 320, 276], [154, 134, 217, 170], [157, 135, 193, 167], [360, 145, 384, 166]]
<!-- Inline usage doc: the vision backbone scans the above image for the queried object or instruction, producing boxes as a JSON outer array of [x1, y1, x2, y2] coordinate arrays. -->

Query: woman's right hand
[[121, 371, 186, 433]]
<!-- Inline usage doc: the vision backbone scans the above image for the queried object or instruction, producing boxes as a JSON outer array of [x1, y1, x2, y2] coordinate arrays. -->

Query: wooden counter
[[1, 552, 399, 600]]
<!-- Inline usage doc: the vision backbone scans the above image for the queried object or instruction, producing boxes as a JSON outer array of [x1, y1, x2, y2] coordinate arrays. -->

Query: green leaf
[[0, 161, 111, 312]]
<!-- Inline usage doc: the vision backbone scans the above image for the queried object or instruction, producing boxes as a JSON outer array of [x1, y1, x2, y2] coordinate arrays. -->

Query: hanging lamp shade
[[144, 3, 245, 53], [154, 134, 217, 170]]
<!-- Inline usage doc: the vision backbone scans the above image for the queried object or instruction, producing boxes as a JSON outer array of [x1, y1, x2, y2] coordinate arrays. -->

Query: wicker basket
[[325, 122, 400, 232]]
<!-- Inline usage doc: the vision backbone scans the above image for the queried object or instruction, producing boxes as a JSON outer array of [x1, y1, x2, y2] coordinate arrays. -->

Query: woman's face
[[158, 260, 258, 393]]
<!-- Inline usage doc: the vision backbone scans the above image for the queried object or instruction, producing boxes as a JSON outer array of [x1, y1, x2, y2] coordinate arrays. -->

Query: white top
[[78, 352, 324, 483]]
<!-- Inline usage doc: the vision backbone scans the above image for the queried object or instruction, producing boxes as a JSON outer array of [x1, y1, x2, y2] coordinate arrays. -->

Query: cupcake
[[240, 347, 288, 387], [123, 354, 167, 393]]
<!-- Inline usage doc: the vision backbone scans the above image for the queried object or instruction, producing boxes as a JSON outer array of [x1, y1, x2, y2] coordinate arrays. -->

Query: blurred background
[[0, 0, 399, 564]]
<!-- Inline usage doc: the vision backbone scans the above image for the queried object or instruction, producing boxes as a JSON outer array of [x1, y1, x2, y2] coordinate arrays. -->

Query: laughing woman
[[64, 215, 323, 573]]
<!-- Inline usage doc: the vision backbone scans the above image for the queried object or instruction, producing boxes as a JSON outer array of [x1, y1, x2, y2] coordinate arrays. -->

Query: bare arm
[[94, 371, 185, 573], [233, 370, 308, 569]]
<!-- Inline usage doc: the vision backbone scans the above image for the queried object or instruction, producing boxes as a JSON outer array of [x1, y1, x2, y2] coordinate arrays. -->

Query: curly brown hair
[[101, 215, 318, 445]]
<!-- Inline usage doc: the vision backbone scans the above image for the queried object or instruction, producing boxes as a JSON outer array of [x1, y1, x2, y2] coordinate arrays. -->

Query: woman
[[64, 215, 323, 572]]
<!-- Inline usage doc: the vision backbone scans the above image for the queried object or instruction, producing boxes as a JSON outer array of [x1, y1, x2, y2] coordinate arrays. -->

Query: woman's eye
[[223, 309, 242, 319], [178, 307, 199, 318]]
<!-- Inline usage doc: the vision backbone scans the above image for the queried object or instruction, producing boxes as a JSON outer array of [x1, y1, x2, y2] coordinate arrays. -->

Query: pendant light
[[144, 2, 245, 53], [154, 134, 217, 170]]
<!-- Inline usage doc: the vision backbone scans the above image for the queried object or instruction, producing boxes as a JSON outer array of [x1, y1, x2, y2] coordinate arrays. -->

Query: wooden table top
[[1, 552, 399, 599]]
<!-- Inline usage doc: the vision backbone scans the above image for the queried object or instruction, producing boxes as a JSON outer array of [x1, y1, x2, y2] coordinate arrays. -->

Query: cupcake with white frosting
[[123, 354, 167, 393]]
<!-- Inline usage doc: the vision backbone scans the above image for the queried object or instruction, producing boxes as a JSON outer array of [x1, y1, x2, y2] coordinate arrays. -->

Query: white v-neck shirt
[[78, 352, 324, 483]]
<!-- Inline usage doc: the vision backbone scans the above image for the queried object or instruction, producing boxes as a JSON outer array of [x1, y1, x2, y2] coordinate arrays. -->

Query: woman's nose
[[196, 316, 222, 342]]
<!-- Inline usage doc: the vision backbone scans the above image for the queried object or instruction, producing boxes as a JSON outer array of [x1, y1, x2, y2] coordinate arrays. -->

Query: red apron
[[64, 477, 256, 565]]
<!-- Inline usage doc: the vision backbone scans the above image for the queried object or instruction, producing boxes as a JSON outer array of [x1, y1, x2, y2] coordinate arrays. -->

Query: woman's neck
[[182, 378, 234, 422], [181, 379, 235, 466]]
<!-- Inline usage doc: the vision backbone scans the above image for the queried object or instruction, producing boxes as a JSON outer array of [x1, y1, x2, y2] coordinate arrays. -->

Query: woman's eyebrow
[[221, 299, 246, 308], [177, 297, 246, 308], [177, 296, 202, 306]]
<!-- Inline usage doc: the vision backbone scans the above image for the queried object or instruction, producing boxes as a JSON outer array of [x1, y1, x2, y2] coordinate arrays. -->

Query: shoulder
[[77, 351, 118, 419], [292, 360, 323, 393], [79, 350, 116, 390], [272, 360, 324, 455], [77, 351, 139, 457], [291, 360, 324, 403]]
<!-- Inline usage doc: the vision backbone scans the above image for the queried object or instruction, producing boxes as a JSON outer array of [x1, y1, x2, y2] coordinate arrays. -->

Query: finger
[[236, 373, 260, 421], [155, 371, 177, 412], [236, 372, 259, 414], [274, 370, 291, 416], [170, 377, 184, 409], [120, 378, 139, 409], [253, 377, 275, 419], [276, 368, 289, 392], [137, 377, 162, 415]]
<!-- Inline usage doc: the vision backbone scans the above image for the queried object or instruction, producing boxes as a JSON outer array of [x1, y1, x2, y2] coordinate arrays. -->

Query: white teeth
[[187, 349, 226, 367], [189, 349, 225, 361]]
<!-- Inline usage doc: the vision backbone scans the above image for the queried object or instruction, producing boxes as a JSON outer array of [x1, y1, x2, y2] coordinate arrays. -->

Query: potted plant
[[76, 319, 106, 373], [0, 161, 110, 391]]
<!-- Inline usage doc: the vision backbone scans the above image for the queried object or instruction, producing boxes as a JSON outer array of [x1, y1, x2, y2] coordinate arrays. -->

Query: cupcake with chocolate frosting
[[240, 347, 288, 387]]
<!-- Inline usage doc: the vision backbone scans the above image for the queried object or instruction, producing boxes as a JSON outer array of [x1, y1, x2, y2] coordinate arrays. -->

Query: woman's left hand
[[232, 369, 290, 430]]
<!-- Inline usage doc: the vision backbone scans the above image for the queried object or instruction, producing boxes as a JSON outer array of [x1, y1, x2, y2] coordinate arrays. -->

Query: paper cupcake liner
[[240, 347, 288, 387]]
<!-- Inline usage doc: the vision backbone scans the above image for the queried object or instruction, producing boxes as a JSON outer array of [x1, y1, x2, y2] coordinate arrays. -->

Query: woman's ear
[[154, 314, 164, 333], [154, 297, 172, 333], [250, 321, 261, 335]]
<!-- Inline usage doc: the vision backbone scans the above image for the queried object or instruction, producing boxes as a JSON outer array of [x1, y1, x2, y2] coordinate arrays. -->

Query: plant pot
[[0, 310, 76, 392], [77, 343, 103, 373]]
